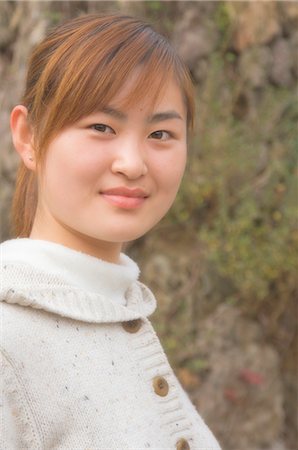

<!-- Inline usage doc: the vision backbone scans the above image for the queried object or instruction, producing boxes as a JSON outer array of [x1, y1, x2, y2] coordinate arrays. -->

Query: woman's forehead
[[103, 72, 186, 117]]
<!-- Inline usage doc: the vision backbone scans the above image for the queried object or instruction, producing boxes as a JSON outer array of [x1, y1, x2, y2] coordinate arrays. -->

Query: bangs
[[59, 38, 177, 121]]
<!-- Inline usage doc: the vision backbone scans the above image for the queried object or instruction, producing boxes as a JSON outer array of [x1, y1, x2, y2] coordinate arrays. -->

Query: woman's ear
[[10, 105, 36, 171]]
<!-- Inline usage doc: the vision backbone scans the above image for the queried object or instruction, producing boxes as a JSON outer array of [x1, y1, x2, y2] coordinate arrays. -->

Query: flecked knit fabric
[[0, 238, 221, 450]]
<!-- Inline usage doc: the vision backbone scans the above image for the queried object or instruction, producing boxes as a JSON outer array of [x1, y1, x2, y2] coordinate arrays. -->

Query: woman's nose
[[111, 140, 148, 180]]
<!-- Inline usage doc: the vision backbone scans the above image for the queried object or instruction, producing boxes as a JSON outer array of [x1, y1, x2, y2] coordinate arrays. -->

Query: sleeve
[[0, 350, 40, 450], [0, 389, 20, 449]]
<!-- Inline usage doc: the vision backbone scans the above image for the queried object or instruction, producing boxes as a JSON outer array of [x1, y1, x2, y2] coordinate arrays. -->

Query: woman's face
[[31, 77, 187, 261]]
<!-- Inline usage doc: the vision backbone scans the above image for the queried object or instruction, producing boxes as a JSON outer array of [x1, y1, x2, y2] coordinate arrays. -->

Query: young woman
[[0, 14, 221, 450]]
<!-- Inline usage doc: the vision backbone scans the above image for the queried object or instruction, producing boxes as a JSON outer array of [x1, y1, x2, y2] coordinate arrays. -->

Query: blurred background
[[0, 1, 297, 449]]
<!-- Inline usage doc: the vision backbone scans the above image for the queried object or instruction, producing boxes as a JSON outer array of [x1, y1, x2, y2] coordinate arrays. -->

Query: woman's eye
[[90, 124, 115, 134], [149, 130, 171, 141]]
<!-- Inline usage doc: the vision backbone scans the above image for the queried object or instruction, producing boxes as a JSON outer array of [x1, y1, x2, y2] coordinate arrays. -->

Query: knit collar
[[2, 238, 139, 305], [0, 238, 156, 323]]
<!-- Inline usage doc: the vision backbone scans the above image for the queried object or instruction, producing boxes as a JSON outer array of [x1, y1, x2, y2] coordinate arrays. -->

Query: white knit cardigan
[[0, 239, 221, 450]]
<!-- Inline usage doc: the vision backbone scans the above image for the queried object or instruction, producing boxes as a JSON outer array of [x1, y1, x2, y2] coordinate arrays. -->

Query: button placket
[[122, 318, 192, 447]]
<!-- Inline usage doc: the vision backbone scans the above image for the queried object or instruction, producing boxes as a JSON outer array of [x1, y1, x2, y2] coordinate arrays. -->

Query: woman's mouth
[[100, 186, 148, 209]]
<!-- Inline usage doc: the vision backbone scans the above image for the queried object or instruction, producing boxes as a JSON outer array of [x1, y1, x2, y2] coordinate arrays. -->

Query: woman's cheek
[[63, 149, 108, 185], [162, 149, 187, 188]]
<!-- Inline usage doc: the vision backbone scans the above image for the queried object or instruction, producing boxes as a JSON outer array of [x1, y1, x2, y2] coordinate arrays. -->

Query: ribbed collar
[[0, 238, 156, 323]]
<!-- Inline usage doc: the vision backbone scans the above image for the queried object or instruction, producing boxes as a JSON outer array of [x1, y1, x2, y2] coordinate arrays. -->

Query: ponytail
[[10, 162, 38, 237]]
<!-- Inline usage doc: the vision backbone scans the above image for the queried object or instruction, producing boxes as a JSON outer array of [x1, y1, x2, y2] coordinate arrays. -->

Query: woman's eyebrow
[[101, 107, 127, 120], [100, 107, 183, 123], [147, 111, 183, 123]]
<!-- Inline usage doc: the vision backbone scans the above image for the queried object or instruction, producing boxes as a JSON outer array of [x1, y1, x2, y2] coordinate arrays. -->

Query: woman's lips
[[101, 194, 146, 209], [100, 187, 148, 209]]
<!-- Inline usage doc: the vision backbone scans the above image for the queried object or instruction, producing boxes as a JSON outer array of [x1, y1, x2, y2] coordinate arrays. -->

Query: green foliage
[[214, 2, 232, 35], [146, 1, 162, 13], [167, 52, 297, 312], [186, 357, 210, 372], [44, 10, 63, 25]]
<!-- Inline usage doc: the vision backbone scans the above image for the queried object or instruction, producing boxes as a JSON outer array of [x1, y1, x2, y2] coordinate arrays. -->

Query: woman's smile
[[100, 186, 149, 209]]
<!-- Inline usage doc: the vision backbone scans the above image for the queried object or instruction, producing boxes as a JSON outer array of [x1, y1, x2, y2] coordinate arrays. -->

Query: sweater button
[[176, 438, 190, 450], [122, 319, 142, 333], [153, 376, 169, 397]]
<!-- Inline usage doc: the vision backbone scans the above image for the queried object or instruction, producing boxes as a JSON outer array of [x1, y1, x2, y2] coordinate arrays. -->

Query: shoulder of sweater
[[0, 261, 157, 323]]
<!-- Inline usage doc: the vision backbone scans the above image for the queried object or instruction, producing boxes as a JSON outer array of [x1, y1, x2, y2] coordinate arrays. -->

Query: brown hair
[[10, 13, 195, 238]]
